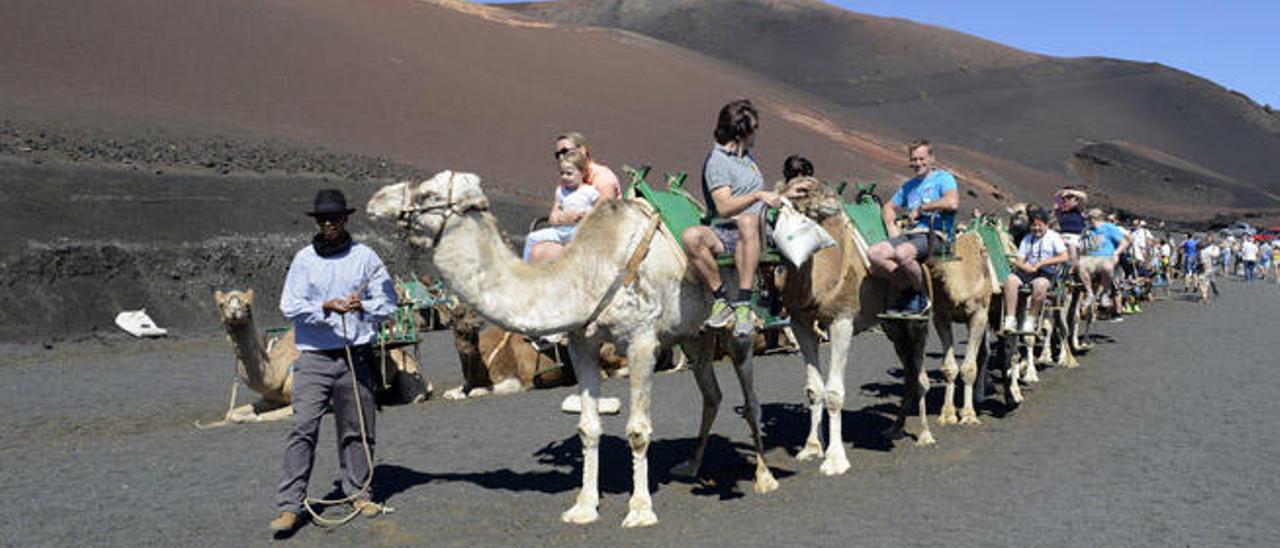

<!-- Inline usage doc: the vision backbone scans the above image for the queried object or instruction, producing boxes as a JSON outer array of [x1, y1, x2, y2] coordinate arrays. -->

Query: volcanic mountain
[[0, 0, 995, 341], [505, 0, 1280, 221]]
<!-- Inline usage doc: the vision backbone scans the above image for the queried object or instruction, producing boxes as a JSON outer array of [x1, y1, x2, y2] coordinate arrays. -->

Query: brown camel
[[777, 179, 994, 470], [440, 301, 629, 400], [202, 289, 428, 428]]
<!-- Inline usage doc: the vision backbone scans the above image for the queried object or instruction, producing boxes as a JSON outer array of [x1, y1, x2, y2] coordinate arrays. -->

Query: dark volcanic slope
[[506, 0, 1280, 215], [3, 0, 1011, 341]]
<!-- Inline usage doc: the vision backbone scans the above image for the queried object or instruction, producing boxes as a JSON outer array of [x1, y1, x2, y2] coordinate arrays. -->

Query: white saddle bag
[[773, 199, 837, 267]]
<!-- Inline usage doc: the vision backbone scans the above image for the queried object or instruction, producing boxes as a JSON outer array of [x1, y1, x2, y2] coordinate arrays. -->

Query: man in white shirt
[[1242, 237, 1260, 282], [1200, 237, 1220, 276], [1002, 207, 1070, 334]]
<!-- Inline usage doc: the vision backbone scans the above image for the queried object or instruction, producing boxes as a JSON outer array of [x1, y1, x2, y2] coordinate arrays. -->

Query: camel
[[770, 180, 906, 475], [782, 180, 993, 452], [202, 289, 427, 428], [440, 300, 632, 401], [367, 171, 774, 528]]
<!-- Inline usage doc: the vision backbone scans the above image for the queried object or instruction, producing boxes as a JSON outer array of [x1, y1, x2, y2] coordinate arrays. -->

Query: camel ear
[[215, 290, 225, 304], [245, 289, 254, 303]]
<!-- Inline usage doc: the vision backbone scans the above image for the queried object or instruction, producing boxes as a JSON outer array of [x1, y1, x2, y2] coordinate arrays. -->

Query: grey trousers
[[277, 346, 377, 513]]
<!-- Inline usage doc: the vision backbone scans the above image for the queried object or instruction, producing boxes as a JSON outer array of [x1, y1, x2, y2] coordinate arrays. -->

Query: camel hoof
[[1023, 369, 1041, 384], [937, 409, 959, 425], [1009, 387, 1024, 405], [670, 460, 699, 478], [621, 508, 658, 528], [754, 470, 779, 494], [561, 504, 599, 525], [795, 442, 824, 462], [915, 430, 937, 447], [819, 453, 851, 476], [959, 414, 982, 426], [442, 386, 468, 401]]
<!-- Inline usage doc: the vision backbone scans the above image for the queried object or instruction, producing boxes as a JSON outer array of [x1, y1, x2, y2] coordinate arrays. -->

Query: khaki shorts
[[1078, 255, 1114, 276]]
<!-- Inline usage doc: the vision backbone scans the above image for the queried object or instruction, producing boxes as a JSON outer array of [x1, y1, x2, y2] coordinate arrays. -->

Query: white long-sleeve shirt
[[280, 241, 397, 351]]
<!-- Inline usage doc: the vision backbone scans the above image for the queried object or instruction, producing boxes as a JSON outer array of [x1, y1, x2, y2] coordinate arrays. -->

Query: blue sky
[[479, 0, 1276, 108]]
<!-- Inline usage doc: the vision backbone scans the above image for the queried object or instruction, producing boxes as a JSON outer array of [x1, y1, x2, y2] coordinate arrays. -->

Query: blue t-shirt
[[1182, 238, 1199, 259], [890, 169, 957, 233], [1086, 222, 1126, 257]]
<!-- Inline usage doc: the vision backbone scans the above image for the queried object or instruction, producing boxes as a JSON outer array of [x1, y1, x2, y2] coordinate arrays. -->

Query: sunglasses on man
[[315, 214, 347, 224], [554, 147, 574, 159]]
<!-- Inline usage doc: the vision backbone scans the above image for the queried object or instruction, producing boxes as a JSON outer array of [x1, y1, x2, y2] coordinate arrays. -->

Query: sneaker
[[1134, 304, 1143, 313], [902, 293, 931, 316], [705, 298, 733, 328], [732, 304, 755, 337], [1107, 316, 1125, 323], [1019, 317, 1037, 334], [1001, 316, 1017, 334], [270, 511, 301, 532]]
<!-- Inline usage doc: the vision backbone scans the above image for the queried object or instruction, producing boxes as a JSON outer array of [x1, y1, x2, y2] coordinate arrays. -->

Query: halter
[[396, 173, 485, 248]]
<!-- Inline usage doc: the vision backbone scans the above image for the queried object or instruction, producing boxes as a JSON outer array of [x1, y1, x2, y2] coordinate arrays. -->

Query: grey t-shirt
[[702, 143, 765, 220]]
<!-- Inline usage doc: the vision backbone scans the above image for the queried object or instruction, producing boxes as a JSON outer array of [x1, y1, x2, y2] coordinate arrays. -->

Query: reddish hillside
[[0, 0, 1005, 206], [506, 0, 1280, 219]]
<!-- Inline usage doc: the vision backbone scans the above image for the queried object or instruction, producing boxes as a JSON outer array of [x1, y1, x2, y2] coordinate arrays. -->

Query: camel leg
[[819, 315, 853, 476], [1022, 332, 1041, 384], [622, 331, 660, 528], [727, 334, 778, 494], [793, 316, 825, 462], [1035, 311, 1054, 367], [1005, 334, 1025, 406], [1054, 305, 1078, 368], [933, 312, 960, 426], [958, 308, 987, 426], [247, 403, 294, 423], [883, 321, 934, 446], [906, 322, 936, 448], [561, 336, 603, 525], [672, 335, 719, 478]]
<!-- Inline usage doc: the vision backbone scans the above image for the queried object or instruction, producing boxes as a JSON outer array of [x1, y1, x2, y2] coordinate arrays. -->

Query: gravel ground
[[2, 279, 1278, 547]]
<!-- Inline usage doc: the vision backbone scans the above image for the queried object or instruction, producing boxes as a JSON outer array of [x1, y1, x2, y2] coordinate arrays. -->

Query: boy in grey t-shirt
[[681, 99, 809, 337]]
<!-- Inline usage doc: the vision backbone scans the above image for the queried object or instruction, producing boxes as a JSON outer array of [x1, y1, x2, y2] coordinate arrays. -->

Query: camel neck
[[431, 212, 611, 335]]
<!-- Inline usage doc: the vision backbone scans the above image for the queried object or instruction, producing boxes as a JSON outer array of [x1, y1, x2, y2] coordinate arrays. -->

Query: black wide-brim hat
[[306, 189, 356, 217]]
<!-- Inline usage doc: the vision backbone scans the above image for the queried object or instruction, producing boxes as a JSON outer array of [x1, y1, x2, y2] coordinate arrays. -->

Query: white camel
[[367, 171, 774, 528]]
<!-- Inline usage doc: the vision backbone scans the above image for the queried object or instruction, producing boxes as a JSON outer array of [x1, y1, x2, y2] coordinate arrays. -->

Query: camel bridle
[[397, 175, 487, 249]]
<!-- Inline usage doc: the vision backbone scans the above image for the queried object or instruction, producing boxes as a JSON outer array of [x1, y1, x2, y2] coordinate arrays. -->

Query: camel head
[[1005, 202, 1030, 244], [215, 289, 255, 327], [779, 176, 843, 220], [367, 170, 490, 250]]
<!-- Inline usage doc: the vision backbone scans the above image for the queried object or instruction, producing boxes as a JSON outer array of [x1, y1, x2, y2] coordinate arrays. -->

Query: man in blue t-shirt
[[1079, 208, 1132, 319], [867, 139, 958, 315], [1180, 232, 1199, 276]]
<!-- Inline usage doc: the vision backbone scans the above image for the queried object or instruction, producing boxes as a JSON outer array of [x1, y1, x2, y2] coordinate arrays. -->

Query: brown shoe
[[353, 498, 382, 518], [269, 511, 300, 532]]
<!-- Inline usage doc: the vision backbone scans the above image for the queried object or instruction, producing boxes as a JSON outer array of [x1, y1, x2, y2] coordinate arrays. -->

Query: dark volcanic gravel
[[1, 280, 1277, 546], [0, 121, 539, 344]]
